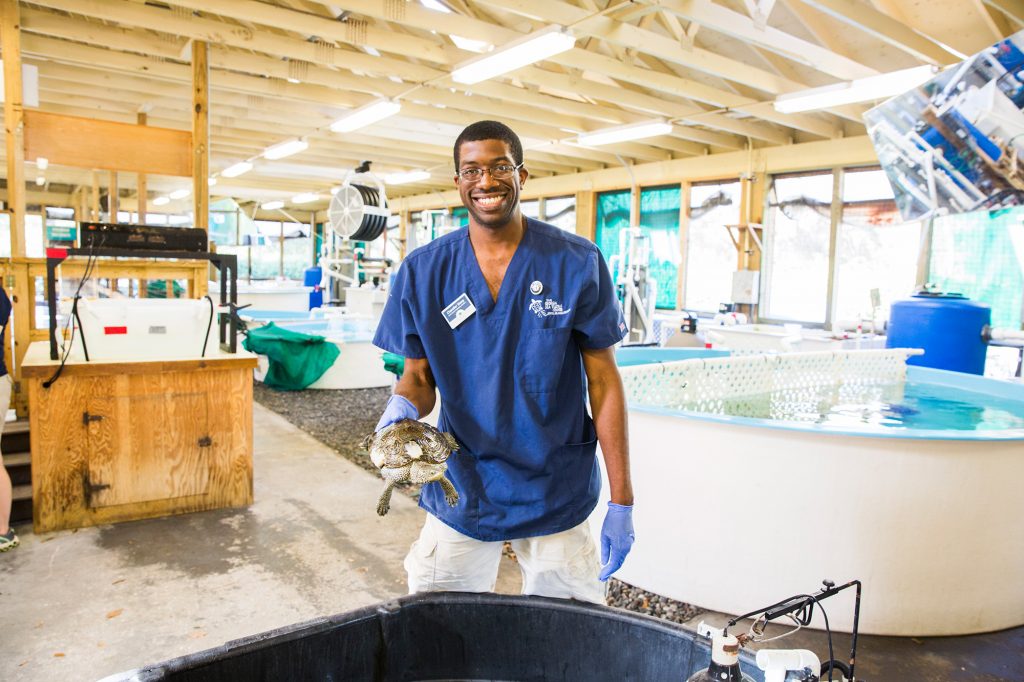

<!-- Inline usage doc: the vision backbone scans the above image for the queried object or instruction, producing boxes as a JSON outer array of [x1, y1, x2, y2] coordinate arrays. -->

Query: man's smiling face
[[455, 138, 528, 231]]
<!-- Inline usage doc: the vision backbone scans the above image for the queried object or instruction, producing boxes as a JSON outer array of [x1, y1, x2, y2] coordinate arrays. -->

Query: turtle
[[362, 419, 460, 516]]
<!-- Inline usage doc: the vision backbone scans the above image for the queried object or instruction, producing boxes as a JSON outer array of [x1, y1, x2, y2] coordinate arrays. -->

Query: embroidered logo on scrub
[[529, 298, 571, 318]]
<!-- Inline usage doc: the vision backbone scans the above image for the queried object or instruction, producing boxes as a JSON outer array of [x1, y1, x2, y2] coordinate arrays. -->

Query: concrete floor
[[2, 402, 1021, 681]]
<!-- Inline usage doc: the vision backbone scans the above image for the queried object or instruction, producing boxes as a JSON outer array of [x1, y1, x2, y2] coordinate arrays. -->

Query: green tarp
[[243, 323, 340, 391]]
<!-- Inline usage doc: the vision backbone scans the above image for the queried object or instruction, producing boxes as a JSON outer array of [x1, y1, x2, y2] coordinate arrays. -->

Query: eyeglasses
[[456, 163, 523, 183]]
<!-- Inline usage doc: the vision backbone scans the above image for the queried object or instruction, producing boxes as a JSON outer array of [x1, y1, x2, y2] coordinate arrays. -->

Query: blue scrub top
[[373, 218, 626, 541]]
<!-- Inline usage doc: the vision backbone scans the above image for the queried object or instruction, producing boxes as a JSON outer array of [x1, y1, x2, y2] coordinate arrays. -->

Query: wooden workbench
[[21, 342, 258, 533]]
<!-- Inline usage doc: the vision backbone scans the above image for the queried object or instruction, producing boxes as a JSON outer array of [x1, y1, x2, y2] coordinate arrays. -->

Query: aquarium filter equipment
[[687, 628, 755, 682], [688, 579, 862, 682]]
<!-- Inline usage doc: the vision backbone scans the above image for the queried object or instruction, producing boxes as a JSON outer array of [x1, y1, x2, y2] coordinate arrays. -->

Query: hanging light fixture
[[330, 99, 402, 133], [263, 138, 309, 160], [577, 120, 673, 146], [222, 161, 254, 178], [450, 25, 576, 85]]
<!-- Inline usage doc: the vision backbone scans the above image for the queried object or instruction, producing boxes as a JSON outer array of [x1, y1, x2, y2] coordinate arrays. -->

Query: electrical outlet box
[[732, 269, 760, 304]]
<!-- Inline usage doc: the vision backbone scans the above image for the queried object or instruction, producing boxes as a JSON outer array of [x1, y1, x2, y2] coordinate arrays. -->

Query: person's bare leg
[[0, 463, 12, 535]]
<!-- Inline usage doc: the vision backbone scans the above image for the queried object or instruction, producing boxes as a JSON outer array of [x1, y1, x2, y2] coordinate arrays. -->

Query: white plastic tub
[[71, 298, 216, 361]]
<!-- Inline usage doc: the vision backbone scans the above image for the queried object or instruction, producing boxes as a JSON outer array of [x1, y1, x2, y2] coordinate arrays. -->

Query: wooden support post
[[192, 40, 209, 230], [678, 182, 691, 311], [575, 190, 595, 241], [2, 0, 29, 415], [137, 112, 147, 221], [91, 171, 99, 220], [2, 0, 25, 258], [108, 170, 118, 221]]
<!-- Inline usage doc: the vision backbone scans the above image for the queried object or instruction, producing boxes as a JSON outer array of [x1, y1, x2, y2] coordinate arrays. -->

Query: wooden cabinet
[[22, 344, 257, 533]]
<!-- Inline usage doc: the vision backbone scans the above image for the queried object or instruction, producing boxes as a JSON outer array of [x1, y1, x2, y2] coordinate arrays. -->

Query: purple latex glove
[[598, 502, 635, 581], [375, 394, 419, 432]]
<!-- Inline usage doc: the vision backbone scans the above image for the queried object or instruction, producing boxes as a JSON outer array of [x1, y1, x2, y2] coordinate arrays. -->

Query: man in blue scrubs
[[372, 120, 634, 602]]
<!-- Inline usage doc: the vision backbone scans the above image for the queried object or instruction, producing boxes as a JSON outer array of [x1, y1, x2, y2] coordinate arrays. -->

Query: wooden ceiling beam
[[473, 0, 800, 94], [982, 0, 1024, 24], [28, 0, 439, 81], [796, 0, 963, 65], [158, 0, 453, 64], [648, 0, 878, 80]]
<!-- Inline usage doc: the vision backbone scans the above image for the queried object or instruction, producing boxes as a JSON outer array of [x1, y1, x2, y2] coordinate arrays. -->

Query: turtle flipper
[[438, 475, 459, 507], [377, 482, 397, 516], [442, 432, 460, 451]]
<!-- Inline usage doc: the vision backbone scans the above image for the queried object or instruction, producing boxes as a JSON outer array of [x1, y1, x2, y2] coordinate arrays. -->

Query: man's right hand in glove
[[375, 394, 419, 432]]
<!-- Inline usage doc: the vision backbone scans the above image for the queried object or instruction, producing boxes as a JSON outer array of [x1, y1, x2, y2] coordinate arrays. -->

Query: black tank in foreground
[[110, 592, 765, 681]]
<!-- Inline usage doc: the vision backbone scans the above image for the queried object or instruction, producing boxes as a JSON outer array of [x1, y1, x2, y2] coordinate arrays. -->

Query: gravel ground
[[252, 383, 704, 626]]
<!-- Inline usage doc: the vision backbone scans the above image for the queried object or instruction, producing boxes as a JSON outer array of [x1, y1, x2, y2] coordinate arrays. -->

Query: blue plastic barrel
[[302, 266, 322, 287], [886, 293, 991, 374]]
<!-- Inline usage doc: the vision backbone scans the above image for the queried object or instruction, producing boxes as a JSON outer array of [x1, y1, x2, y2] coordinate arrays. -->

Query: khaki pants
[[404, 513, 606, 604]]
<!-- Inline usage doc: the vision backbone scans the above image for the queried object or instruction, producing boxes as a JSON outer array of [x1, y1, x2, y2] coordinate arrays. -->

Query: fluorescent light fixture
[[450, 25, 575, 85], [420, 0, 450, 12], [577, 119, 673, 146], [451, 35, 492, 53], [291, 192, 319, 204], [153, 196, 171, 206], [36, 157, 48, 170], [208, 177, 217, 187], [261, 200, 284, 210], [263, 138, 309, 160], [169, 188, 191, 200], [385, 170, 431, 185], [330, 99, 401, 133], [330, 186, 341, 195], [773, 65, 938, 113], [286, 77, 301, 84], [222, 161, 253, 178], [34, 176, 44, 186]]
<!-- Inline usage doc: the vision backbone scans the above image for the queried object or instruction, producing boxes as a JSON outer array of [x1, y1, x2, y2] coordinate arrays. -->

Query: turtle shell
[[364, 419, 460, 469]]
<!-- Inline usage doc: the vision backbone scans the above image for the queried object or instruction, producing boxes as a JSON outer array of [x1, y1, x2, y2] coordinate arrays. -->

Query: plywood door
[[85, 382, 211, 508]]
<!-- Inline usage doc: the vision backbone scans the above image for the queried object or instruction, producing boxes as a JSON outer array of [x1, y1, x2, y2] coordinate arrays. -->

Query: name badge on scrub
[[442, 293, 477, 329]]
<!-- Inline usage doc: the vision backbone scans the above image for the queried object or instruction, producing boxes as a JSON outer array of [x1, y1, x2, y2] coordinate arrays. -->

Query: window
[[834, 168, 921, 325], [544, 195, 576, 232], [521, 200, 541, 220], [282, 222, 312, 280], [638, 186, 681, 309], [25, 214, 44, 258], [685, 181, 741, 314], [762, 172, 834, 322]]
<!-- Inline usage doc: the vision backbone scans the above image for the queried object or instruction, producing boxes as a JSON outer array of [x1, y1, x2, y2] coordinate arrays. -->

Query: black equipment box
[[78, 222, 208, 252]]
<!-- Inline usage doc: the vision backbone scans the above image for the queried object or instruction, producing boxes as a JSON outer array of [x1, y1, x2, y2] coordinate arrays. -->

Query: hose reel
[[327, 164, 389, 242]]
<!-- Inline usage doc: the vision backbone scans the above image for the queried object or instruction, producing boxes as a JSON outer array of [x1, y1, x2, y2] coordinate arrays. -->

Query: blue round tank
[[886, 292, 991, 374]]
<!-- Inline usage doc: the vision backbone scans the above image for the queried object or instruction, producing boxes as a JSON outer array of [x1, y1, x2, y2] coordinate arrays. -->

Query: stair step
[[12, 484, 31, 501], [3, 420, 29, 435], [3, 452, 30, 467]]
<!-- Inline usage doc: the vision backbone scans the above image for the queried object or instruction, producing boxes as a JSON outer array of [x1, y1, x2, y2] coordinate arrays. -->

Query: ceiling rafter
[[797, 0, 964, 65]]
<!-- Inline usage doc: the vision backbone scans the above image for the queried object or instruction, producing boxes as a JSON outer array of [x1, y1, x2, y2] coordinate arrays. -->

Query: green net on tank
[[617, 349, 922, 419], [930, 207, 1024, 330]]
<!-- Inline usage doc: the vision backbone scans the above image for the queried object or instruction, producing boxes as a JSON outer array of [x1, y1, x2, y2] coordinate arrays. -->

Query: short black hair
[[453, 120, 523, 169]]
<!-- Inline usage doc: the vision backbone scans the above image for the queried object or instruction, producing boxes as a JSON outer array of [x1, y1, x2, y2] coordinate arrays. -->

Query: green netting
[[929, 207, 1024, 329], [639, 186, 680, 309], [242, 322, 340, 391], [595, 188, 680, 309], [383, 351, 404, 378]]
